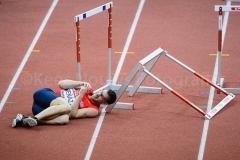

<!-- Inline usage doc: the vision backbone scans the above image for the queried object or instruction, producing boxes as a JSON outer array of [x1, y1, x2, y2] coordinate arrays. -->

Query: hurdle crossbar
[[74, 2, 113, 21], [108, 47, 235, 119], [215, 5, 240, 11], [138, 48, 164, 65], [214, 4, 240, 94]]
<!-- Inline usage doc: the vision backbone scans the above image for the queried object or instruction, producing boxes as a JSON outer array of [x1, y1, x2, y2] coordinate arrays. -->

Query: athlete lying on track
[[12, 80, 117, 128]]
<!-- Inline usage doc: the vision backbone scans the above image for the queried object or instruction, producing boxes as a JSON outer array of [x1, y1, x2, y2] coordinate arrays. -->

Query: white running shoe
[[23, 117, 38, 127], [12, 114, 24, 128]]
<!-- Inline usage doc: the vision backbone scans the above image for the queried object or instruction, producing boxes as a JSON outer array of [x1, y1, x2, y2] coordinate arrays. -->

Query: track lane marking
[[0, 0, 59, 112], [112, 0, 145, 84], [197, 1, 231, 159], [84, 1, 146, 159]]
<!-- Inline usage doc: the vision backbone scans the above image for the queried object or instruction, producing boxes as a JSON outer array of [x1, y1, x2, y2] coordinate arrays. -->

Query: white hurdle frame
[[106, 47, 235, 119], [224, 0, 240, 2], [74, 2, 161, 110], [214, 4, 240, 94]]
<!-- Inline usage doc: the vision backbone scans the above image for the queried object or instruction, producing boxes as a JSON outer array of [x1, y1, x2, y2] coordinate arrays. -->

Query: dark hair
[[106, 89, 117, 104]]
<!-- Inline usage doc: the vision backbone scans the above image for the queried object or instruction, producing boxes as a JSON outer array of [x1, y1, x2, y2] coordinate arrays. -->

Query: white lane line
[[84, 1, 145, 159], [0, 0, 59, 112], [112, 0, 145, 84], [84, 107, 106, 160], [197, 62, 218, 160], [197, 1, 231, 160]]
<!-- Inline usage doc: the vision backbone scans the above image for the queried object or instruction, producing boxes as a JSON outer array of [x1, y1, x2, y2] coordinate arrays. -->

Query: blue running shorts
[[32, 88, 60, 115]]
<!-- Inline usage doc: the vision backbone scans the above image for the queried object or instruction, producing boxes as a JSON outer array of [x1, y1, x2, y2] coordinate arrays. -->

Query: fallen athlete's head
[[105, 89, 117, 104], [91, 89, 116, 105]]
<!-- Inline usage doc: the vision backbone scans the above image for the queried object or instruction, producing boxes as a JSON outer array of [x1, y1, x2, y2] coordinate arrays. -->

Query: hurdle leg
[[217, 7, 223, 86], [223, 88, 240, 94], [109, 48, 164, 94], [128, 53, 162, 97], [75, 19, 81, 81], [108, 6, 112, 81], [106, 63, 141, 113]]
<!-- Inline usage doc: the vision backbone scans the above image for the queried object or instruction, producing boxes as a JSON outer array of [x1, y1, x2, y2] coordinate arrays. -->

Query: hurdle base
[[96, 83, 160, 111], [109, 84, 162, 94], [217, 77, 225, 88], [217, 78, 240, 94], [216, 78, 224, 94], [224, 0, 240, 2], [205, 93, 235, 120], [223, 88, 240, 94], [100, 102, 134, 110]]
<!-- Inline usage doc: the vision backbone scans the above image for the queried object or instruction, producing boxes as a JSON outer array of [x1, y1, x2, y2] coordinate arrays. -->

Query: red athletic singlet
[[55, 88, 99, 110]]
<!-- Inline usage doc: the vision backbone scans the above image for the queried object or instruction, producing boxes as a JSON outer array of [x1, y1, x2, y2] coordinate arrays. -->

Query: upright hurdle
[[74, 2, 161, 109], [74, 2, 113, 82], [214, 3, 240, 94], [106, 47, 235, 119]]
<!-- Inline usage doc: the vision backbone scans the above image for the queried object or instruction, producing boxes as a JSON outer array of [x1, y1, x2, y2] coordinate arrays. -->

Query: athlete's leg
[[34, 97, 71, 121], [32, 88, 71, 120], [38, 114, 69, 125], [12, 88, 71, 127]]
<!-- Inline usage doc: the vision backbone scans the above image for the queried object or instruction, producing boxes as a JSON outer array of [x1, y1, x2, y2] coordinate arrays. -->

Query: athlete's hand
[[79, 86, 88, 95], [80, 82, 91, 90]]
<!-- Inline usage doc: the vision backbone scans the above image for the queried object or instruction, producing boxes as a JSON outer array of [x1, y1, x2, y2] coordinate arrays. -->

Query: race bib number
[[61, 89, 80, 105]]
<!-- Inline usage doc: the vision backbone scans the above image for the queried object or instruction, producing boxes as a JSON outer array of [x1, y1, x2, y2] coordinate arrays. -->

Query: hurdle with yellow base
[[74, 2, 161, 110], [214, 4, 240, 94], [106, 47, 235, 119]]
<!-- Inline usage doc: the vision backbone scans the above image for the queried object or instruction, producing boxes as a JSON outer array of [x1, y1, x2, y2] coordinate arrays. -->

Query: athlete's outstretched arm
[[58, 80, 91, 89]]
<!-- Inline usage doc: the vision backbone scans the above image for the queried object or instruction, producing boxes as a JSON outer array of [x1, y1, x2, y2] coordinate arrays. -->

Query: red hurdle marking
[[108, 6, 112, 49], [193, 72, 229, 96], [108, 4, 112, 80], [231, 7, 240, 10], [216, 7, 223, 86], [171, 90, 208, 116]]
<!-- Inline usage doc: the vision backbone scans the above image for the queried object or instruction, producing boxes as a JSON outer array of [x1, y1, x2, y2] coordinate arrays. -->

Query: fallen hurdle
[[214, 2, 240, 94], [106, 47, 235, 119], [74, 2, 161, 109]]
